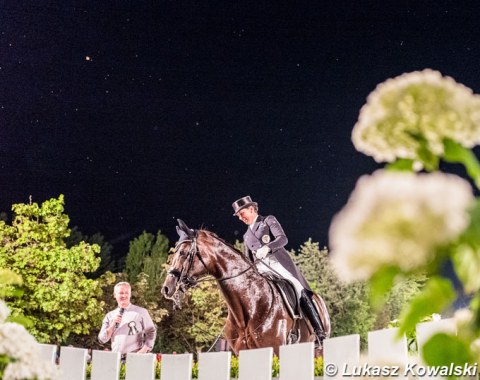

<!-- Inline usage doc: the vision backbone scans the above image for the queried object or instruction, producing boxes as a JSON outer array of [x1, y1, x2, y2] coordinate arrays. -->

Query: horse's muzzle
[[161, 274, 178, 298]]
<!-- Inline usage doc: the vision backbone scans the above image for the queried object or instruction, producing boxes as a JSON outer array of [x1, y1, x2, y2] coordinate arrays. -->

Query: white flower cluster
[[454, 308, 473, 330], [329, 170, 474, 282], [0, 302, 59, 380], [352, 69, 480, 166], [3, 360, 59, 380], [0, 300, 10, 322]]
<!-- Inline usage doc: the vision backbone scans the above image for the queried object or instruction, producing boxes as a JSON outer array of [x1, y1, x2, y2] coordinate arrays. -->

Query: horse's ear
[[176, 226, 190, 242], [177, 219, 190, 231], [177, 219, 195, 240]]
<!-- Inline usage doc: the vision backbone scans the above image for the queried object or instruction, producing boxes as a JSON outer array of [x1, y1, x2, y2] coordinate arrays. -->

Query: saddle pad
[[263, 272, 301, 318]]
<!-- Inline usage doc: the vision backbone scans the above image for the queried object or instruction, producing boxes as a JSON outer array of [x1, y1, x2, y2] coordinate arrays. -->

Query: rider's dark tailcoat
[[243, 214, 312, 291]]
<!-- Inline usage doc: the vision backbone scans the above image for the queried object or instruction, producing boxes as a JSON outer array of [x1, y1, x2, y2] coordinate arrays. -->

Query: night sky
[[2, 2, 480, 256]]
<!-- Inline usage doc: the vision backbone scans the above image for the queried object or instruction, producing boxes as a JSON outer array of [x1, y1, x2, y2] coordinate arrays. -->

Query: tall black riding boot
[[300, 290, 326, 348]]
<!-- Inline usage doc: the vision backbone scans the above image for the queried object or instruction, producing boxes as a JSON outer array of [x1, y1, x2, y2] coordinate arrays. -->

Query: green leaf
[[398, 277, 456, 336], [457, 199, 480, 245], [368, 266, 401, 309], [422, 333, 474, 368], [451, 244, 480, 293], [408, 131, 439, 171], [469, 293, 480, 334], [386, 159, 415, 172], [443, 138, 480, 189], [6, 315, 33, 328]]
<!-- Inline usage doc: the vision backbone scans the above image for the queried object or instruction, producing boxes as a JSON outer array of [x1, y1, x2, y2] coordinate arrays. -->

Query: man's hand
[[113, 313, 123, 327], [255, 245, 270, 259], [137, 346, 149, 354]]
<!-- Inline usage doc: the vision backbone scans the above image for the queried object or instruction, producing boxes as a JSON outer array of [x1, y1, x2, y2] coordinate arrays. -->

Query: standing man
[[232, 195, 325, 346], [98, 282, 156, 355]]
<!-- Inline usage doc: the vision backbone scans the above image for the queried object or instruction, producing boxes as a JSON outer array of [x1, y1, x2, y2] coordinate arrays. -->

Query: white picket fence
[[37, 319, 458, 380]]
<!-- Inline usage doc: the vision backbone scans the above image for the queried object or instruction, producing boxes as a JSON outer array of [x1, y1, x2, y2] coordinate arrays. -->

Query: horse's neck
[[212, 246, 272, 316]]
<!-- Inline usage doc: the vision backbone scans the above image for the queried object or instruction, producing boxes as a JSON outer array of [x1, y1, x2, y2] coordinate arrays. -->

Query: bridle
[[167, 231, 255, 291], [167, 234, 205, 291]]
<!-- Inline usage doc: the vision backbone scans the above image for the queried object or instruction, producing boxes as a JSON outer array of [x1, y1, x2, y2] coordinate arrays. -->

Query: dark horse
[[161, 220, 331, 356]]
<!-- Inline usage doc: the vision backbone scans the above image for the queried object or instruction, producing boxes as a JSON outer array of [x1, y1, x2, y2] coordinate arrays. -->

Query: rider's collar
[[249, 215, 260, 229]]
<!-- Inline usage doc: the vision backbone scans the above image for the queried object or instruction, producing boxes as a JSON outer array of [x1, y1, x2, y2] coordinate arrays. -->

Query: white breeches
[[256, 256, 304, 298]]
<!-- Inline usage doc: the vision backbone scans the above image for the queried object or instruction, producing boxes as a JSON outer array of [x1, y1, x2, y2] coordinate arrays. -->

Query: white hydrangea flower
[[470, 337, 480, 358], [453, 308, 473, 329], [0, 321, 60, 379], [329, 170, 474, 282], [3, 358, 59, 380], [0, 300, 10, 323], [453, 308, 473, 331], [0, 322, 40, 360], [352, 69, 480, 166]]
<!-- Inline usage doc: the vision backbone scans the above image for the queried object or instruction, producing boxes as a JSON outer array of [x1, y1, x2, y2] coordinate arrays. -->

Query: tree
[[0, 195, 104, 343], [293, 239, 425, 347], [125, 230, 170, 291], [157, 281, 227, 354], [373, 274, 428, 330], [143, 231, 170, 291], [125, 231, 153, 282], [292, 239, 375, 346], [66, 226, 117, 277]]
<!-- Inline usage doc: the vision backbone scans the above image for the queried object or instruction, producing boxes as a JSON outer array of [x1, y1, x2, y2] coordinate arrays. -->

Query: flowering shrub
[[0, 270, 59, 380], [314, 355, 323, 376], [352, 69, 480, 171], [330, 170, 474, 282], [331, 69, 480, 366]]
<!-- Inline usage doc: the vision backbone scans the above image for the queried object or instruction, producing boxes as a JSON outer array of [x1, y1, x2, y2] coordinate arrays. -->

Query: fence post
[[160, 353, 193, 380], [91, 350, 121, 380], [279, 342, 315, 380]]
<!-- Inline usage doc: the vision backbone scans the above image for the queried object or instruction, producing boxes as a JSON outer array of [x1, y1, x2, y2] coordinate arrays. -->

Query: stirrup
[[314, 335, 323, 349]]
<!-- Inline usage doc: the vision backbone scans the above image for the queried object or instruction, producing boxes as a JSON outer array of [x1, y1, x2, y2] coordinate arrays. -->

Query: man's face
[[237, 206, 257, 225], [114, 285, 131, 308]]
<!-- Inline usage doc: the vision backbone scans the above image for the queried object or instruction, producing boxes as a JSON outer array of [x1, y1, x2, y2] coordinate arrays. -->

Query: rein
[[168, 232, 256, 289], [217, 265, 253, 282]]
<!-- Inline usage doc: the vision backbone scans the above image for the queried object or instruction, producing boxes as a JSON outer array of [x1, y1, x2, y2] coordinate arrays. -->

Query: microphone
[[115, 308, 125, 328]]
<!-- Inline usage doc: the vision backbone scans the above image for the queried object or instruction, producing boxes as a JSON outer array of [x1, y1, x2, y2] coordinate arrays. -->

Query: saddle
[[262, 272, 301, 319]]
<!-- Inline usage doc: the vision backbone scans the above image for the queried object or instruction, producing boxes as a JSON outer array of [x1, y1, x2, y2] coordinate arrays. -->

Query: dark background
[[1, 1, 480, 258]]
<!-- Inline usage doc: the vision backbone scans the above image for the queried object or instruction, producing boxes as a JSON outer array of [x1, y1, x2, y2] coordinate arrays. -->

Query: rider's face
[[237, 206, 257, 225]]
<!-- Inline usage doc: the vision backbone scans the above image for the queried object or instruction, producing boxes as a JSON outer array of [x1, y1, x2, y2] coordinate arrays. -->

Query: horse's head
[[161, 219, 208, 299]]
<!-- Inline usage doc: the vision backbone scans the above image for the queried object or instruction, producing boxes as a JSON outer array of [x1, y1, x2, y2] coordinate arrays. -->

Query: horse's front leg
[[224, 318, 246, 356]]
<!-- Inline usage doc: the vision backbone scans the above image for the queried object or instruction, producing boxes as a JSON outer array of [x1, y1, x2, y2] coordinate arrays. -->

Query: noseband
[[167, 234, 208, 291]]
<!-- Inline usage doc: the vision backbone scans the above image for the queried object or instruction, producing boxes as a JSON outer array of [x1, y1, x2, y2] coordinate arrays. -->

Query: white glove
[[255, 245, 271, 259]]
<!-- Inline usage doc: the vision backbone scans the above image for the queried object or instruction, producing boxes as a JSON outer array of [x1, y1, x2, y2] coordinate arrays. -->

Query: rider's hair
[[114, 282, 131, 294]]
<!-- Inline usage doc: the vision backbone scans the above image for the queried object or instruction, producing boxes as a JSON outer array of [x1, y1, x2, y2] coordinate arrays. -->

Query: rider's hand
[[255, 246, 270, 259]]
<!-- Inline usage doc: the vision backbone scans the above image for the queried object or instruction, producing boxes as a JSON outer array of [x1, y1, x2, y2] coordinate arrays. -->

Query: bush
[[314, 355, 324, 376]]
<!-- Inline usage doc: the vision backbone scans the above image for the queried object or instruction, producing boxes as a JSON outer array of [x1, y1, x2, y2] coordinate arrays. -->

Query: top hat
[[232, 196, 258, 215]]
